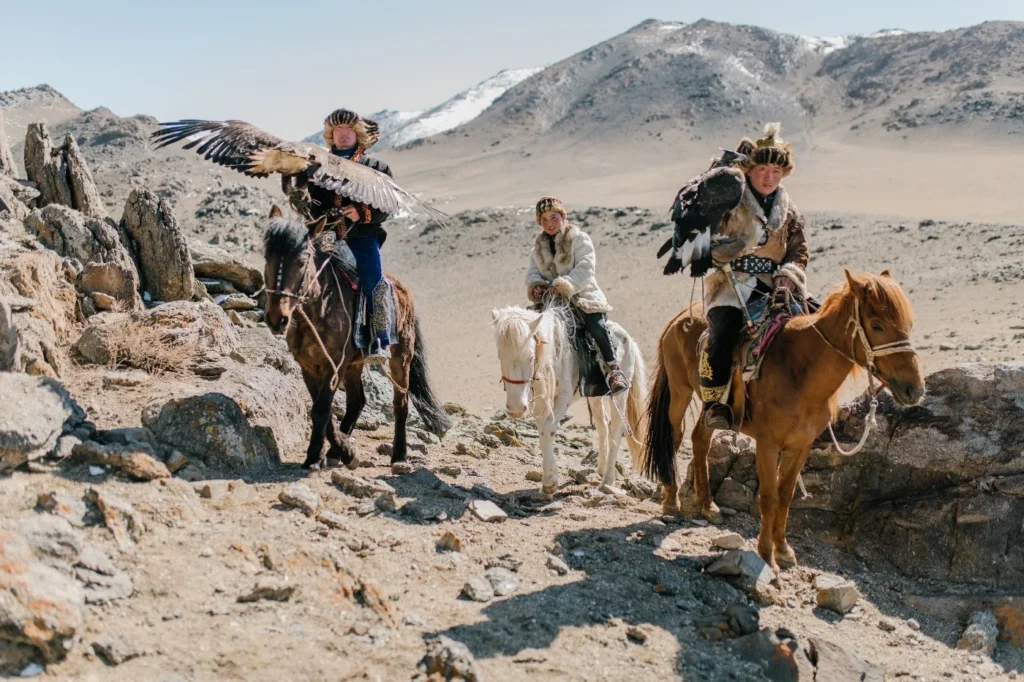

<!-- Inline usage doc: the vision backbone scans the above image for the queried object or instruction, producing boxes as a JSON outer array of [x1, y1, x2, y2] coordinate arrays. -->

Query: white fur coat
[[526, 223, 611, 314]]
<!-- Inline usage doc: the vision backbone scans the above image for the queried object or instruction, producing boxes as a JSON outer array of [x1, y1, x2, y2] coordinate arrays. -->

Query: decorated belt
[[730, 254, 778, 275]]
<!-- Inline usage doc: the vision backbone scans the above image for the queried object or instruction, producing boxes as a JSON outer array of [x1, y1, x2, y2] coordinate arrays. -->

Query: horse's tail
[[409, 315, 452, 437], [640, 345, 677, 486], [625, 338, 649, 471]]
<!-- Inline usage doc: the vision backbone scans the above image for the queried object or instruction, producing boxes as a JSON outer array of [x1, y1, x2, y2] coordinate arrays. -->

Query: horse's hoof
[[541, 483, 557, 500], [301, 459, 322, 471], [703, 502, 724, 525], [775, 544, 798, 569], [391, 462, 414, 475]]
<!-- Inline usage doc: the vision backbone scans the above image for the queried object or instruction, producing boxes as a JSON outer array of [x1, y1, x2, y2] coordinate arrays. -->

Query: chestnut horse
[[640, 270, 924, 571], [262, 207, 450, 471]]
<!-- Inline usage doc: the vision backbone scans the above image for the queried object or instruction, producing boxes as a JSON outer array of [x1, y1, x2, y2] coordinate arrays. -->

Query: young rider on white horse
[[526, 197, 630, 394]]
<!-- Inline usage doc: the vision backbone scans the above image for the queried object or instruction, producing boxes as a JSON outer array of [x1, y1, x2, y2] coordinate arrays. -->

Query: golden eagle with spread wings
[[150, 119, 449, 225]]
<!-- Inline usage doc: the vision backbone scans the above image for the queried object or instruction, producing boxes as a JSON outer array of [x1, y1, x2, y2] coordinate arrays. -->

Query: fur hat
[[736, 122, 794, 177], [535, 196, 566, 224], [322, 108, 380, 150]]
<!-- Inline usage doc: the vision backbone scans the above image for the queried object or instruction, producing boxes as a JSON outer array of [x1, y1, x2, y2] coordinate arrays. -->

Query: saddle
[[531, 305, 615, 398], [327, 239, 398, 352], [697, 292, 817, 423]]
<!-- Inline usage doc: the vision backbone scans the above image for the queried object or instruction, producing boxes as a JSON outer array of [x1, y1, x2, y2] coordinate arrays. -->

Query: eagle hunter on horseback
[[642, 123, 925, 571], [151, 109, 451, 474], [492, 197, 648, 498]]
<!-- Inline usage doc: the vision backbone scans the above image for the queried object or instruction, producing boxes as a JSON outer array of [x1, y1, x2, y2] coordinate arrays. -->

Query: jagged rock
[[0, 250, 78, 377], [957, 611, 999, 654], [120, 188, 193, 302], [332, 470, 396, 499], [730, 628, 815, 681], [706, 550, 777, 596], [0, 293, 18, 370], [91, 634, 142, 666], [36, 491, 87, 527], [70, 441, 170, 481], [23, 124, 105, 219], [0, 111, 16, 178], [0, 527, 84, 669], [0, 175, 30, 221], [189, 241, 263, 295], [415, 636, 481, 682], [84, 487, 146, 550], [0, 175, 40, 208], [814, 574, 860, 614], [715, 477, 755, 512], [461, 576, 494, 602], [713, 532, 745, 550], [218, 293, 257, 311], [0, 374, 85, 472], [279, 483, 319, 516], [468, 499, 507, 523]]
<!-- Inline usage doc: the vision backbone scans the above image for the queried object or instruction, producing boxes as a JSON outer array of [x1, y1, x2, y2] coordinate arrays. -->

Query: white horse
[[491, 304, 647, 497]]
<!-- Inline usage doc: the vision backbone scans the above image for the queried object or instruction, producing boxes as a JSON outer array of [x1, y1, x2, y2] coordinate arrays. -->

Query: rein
[[809, 294, 916, 456]]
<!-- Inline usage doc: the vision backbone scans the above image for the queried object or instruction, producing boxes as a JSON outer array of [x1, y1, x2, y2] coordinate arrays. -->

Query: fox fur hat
[[322, 108, 380, 150], [736, 122, 794, 177], [535, 196, 566, 224]]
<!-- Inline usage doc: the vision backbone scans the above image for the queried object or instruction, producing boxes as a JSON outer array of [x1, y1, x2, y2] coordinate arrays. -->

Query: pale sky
[[3, 0, 1022, 139]]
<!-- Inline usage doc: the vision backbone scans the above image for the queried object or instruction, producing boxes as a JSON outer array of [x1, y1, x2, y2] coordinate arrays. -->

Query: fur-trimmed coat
[[526, 223, 612, 314], [705, 183, 808, 310]]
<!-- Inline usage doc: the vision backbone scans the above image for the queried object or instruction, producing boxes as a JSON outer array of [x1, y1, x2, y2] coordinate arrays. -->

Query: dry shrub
[[103, 313, 201, 374]]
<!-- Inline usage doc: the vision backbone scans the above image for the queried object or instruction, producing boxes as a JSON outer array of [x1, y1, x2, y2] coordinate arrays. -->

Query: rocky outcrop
[[120, 189, 193, 302], [0, 249, 79, 377], [23, 123, 106, 219], [190, 240, 263, 296], [0, 176, 31, 221], [142, 364, 307, 474], [687, 363, 1024, 589], [0, 293, 18, 370], [0, 374, 86, 472], [0, 111, 16, 178]]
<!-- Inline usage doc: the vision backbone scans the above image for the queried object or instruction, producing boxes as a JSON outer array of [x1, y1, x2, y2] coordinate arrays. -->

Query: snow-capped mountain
[[799, 28, 909, 55], [303, 67, 542, 149]]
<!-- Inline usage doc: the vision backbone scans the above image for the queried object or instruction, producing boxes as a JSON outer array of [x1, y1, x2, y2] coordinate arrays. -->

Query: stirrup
[[703, 403, 733, 430], [363, 340, 391, 365], [606, 369, 630, 395]]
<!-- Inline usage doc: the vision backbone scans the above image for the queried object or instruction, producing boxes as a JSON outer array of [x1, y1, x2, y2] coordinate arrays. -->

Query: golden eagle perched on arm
[[656, 149, 748, 277], [150, 119, 449, 225]]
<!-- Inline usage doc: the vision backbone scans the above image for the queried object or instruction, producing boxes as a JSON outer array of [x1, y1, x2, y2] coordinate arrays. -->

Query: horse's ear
[[879, 268, 891, 278], [844, 269, 863, 292], [269, 204, 283, 218], [306, 216, 327, 238], [490, 309, 499, 323]]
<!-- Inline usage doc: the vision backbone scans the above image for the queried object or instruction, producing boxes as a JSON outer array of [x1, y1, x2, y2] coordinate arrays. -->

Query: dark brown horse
[[262, 206, 450, 471], [639, 270, 924, 571]]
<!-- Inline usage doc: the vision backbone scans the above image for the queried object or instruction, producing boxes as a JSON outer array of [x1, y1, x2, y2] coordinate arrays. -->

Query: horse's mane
[[492, 303, 572, 363], [263, 217, 308, 261]]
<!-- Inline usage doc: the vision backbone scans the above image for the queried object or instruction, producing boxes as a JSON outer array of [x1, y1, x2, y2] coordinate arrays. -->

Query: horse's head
[[262, 207, 326, 335], [846, 269, 925, 406], [491, 306, 546, 419]]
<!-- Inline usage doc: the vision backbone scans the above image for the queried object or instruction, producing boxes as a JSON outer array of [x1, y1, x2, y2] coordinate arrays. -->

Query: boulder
[[23, 124, 106, 219], [0, 374, 85, 472], [685, 364, 1024, 590], [814, 574, 860, 614], [189, 241, 263, 295], [807, 638, 885, 681], [142, 365, 307, 473], [0, 250, 78, 377], [0, 176, 30, 221], [0, 111, 16, 178], [120, 189, 193, 302], [73, 301, 238, 370], [415, 637, 481, 682], [70, 441, 170, 481], [957, 610, 999, 654]]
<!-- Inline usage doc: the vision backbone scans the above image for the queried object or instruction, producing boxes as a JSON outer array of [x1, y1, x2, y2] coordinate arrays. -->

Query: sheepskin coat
[[526, 223, 611, 314]]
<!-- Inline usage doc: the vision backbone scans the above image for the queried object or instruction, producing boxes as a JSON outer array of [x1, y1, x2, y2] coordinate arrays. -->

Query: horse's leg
[[335, 363, 365, 435], [681, 419, 722, 523], [601, 394, 626, 492], [662, 382, 694, 515], [326, 364, 362, 469], [301, 369, 334, 470], [388, 343, 413, 469], [772, 446, 811, 569], [590, 397, 609, 484], [539, 387, 574, 498], [755, 439, 782, 572]]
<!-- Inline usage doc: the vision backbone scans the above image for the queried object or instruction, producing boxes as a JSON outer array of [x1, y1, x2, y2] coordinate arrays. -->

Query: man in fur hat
[[526, 197, 630, 394], [287, 108, 394, 362], [699, 123, 809, 429]]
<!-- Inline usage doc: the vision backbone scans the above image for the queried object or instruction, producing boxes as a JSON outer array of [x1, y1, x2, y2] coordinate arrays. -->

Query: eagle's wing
[[658, 166, 745, 277], [150, 119, 315, 177], [152, 120, 450, 227]]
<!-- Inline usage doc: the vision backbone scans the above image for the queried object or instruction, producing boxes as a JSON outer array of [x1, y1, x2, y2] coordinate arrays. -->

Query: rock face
[[0, 374, 86, 472], [0, 111, 16, 178], [120, 189, 193, 302], [0, 249, 78, 377], [142, 366, 307, 473], [0, 176, 31, 221], [189, 241, 263, 295], [24, 204, 141, 308], [23, 123, 106, 219], [0, 293, 18, 370], [686, 363, 1024, 589]]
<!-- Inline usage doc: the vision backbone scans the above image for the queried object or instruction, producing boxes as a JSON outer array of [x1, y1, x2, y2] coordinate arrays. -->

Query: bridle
[[810, 293, 917, 456]]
